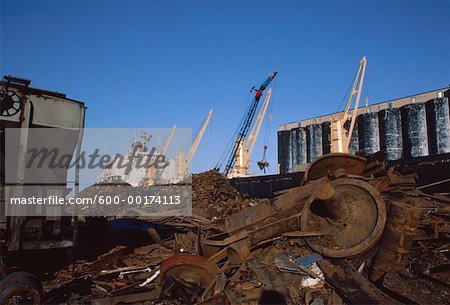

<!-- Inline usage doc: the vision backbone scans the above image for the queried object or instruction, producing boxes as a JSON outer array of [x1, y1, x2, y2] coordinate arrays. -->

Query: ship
[[97, 130, 176, 186]]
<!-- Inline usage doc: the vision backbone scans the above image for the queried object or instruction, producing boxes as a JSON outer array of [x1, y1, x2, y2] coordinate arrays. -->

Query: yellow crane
[[144, 125, 176, 186], [176, 109, 213, 180], [331, 56, 367, 153]]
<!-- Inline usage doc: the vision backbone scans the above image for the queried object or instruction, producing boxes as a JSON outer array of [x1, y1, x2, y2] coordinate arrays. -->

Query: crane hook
[[257, 145, 269, 172]]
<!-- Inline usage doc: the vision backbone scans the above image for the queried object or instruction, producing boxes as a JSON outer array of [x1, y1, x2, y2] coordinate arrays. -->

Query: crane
[[144, 125, 176, 186], [331, 56, 367, 153], [222, 72, 277, 177], [229, 89, 272, 177], [176, 109, 213, 180]]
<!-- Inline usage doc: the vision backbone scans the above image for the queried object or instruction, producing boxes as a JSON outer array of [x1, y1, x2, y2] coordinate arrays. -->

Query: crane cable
[[364, 70, 369, 108], [336, 62, 360, 113], [247, 85, 275, 170], [256, 78, 277, 173], [262, 78, 275, 160]]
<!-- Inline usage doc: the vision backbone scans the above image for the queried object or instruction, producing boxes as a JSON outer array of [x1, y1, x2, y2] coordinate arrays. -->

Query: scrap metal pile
[[43, 154, 449, 304], [192, 170, 269, 219]]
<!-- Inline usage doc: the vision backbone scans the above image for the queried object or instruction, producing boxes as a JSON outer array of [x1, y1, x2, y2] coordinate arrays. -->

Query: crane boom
[[246, 88, 272, 167], [177, 109, 213, 180], [186, 109, 213, 167], [229, 89, 272, 177], [223, 72, 277, 176], [145, 125, 176, 185], [227, 89, 272, 178], [331, 57, 367, 153], [160, 125, 176, 156]]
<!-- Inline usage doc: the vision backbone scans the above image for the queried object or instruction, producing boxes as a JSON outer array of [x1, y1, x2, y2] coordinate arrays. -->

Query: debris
[[296, 253, 322, 267], [317, 259, 405, 305], [37, 154, 450, 304], [369, 200, 421, 282], [89, 290, 160, 305], [119, 267, 151, 278], [139, 270, 160, 287], [300, 263, 324, 287], [192, 170, 267, 219]]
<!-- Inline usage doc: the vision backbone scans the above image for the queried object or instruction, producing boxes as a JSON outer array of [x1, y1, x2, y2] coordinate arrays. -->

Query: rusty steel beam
[[317, 259, 405, 305]]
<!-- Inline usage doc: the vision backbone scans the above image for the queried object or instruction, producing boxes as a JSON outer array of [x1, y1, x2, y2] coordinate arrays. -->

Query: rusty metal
[[223, 177, 331, 234], [87, 246, 129, 274], [34, 154, 450, 304], [317, 259, 404, 305], [195, 294, 232, 305], [281, 230, 327, 237], [247, 213, 301, 245], [90, 290, 160, 305], [174, 232, 198, 254], [160, 254, 220, 292], [300, 178, 387, 258], [226, 239, 252, 264], [222, 200, 283, 234], [202, 230, 248, 247], [414, 220, 447, 241], [202, 178, 336, 264], [304, 153, 367, 182], [369, 201, 421, 281], [0, 271, 43, 305]]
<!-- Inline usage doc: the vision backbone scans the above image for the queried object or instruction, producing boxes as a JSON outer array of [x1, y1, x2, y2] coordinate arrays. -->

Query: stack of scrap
[[42, 154, 449, 305], [192, 170, 266, 219], [44, 244, 174, 304]]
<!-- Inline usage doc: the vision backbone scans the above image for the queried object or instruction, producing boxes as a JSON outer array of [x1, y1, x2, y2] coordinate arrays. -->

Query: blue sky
[[1, 0, 449, 174]]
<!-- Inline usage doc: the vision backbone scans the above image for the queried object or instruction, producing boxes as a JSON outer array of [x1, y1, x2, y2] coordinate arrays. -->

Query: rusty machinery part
[[300, 178, 387, 258], [304, 153, 367, 182], [369, 201, 421, 282], [160, 254, 220, 292], [227, 239, 252, 264], [0, 271, 43, 305]]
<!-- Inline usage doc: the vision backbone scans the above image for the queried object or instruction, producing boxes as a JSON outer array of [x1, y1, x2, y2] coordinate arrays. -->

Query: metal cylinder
[[432, 97, 450, 154], [379, 108, 403, 160], [289, 129, 297, 171], [307, 124, 323, 162], [277, 130, 290, 174], [290, 127, 307, 168], [358, 112, 380, 156], [402, 103, 429, 157], [290, 127, 307, 171], [344, 119, 359, 153], [322, 122, 331, 155]]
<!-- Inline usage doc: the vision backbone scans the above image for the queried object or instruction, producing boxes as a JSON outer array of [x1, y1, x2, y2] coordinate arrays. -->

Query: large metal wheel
[[0, 271, 43, 305], [300, 178, 386, 258], [304, 153, 367, 182], [160, 254, 219, 288]]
